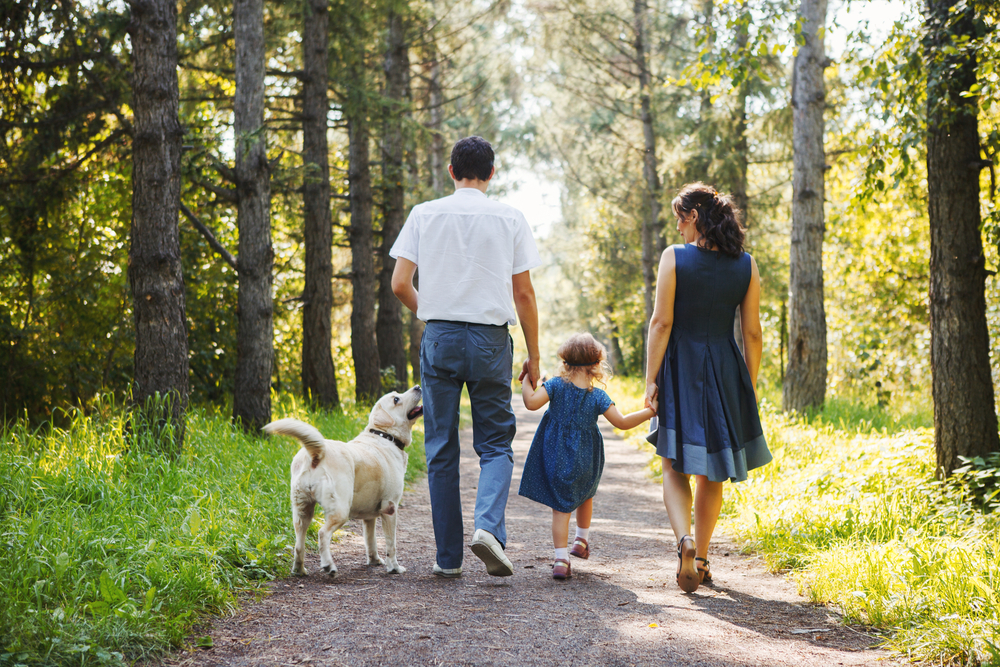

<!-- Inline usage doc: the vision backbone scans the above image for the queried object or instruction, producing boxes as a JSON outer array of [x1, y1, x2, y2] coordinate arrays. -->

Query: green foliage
[[0, 393, 425, 666], [824, 155, 931, 400], [725, 399, 1000, 666], [848, 1, 999, 233], [0, 0, 133, 419], [952, 452, 1000, 509]]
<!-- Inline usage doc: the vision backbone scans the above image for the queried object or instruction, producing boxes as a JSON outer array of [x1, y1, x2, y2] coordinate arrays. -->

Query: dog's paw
[[386, 563, 406, 574], [321, 564, 338, 578], [366, 554, 386, 566], [292, 566, 308, 577]]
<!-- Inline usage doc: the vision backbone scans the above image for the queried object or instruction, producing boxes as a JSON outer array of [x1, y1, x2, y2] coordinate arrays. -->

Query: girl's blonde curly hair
[[556, 333, 613, 389]]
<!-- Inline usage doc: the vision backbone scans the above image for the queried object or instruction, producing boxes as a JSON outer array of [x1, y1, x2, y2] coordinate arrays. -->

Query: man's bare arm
[[512, 270, 540, 389], [390, 257, 419, 313]]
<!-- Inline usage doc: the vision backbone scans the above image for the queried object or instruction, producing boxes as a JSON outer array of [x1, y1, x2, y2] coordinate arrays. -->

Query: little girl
[[518, 333, 657, 580]]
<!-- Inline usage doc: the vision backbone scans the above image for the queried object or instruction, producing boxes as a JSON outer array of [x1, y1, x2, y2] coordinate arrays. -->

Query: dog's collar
[[369, 429, 407, 450]]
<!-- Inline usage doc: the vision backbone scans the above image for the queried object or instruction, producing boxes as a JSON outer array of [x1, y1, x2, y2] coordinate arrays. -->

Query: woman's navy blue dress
[[518, 378, 613, 513], [652, 244, 771, 482]]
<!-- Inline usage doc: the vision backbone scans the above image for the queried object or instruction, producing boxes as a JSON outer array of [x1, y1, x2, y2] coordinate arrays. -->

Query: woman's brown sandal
[[676, 535, 699, 593], [696, 557, 713, 585]]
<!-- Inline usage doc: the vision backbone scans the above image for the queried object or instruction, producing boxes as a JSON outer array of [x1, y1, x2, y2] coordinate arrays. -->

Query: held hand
[[647, 396, 658, 414], [519, 358, 541, 389], [644, 382, 658, 411]]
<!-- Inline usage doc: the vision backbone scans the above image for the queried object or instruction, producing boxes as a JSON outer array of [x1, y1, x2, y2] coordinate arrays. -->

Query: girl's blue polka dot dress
[[518, 377, 613, 513]]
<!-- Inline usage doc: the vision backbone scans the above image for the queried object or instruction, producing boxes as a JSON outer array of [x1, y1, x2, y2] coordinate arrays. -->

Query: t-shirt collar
[[453, 187, 487, 197]]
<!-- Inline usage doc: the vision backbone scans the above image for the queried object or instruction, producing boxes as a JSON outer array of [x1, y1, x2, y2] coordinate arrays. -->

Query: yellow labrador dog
[[264, 386, 422, 577]]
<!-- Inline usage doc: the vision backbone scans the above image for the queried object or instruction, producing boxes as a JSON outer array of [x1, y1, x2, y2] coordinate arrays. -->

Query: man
[[390, 136, 540, 577]]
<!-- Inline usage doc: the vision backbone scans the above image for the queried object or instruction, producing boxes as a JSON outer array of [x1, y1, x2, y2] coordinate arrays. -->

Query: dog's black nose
[[413, 385, 421, 393]]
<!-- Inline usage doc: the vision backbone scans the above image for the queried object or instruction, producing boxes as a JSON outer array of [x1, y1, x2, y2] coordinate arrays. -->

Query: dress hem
[[653, 427, 771, 483], [516, 489, 598, 514]]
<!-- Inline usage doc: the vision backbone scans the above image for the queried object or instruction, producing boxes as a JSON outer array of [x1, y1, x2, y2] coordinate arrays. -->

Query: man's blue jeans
[[420, 320, 516, 570]]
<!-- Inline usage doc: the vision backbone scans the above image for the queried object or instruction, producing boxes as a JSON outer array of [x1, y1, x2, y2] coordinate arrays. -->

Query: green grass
[[614, 375, 1000, 665], [0, 393, 425, 667], [726, 403, 1000, 665]]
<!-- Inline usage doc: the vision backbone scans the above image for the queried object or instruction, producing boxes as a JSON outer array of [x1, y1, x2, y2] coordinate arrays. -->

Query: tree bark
[[783, 0, 828, 412], [348, 111, 382, 401], [732, 7, 750, 354], [233, 0, 274, 430], [127, 0, 189, 449], [427, 52, 446, 197], [300, 0, 339, 408], [408, 310, 423, 382], [925, 0, 999, 476], [731, 5, 750, 220], [377, 6, 409, 392], [409, 46, 440, 383], [634, 0, 662, 360], [692, 0, 715, 183]]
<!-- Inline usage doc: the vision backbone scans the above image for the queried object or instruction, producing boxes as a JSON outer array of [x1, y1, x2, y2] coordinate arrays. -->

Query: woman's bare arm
[[644, 247, 677, 409], [739, 256, 763, 398]]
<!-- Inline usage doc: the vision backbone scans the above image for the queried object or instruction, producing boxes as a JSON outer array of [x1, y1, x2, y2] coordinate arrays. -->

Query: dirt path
[[171, 403, 900, 667]]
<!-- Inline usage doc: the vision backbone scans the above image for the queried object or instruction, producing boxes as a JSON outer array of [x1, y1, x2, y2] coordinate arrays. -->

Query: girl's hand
[[644, 382, 658, 411], [647, 396, 658, 414]]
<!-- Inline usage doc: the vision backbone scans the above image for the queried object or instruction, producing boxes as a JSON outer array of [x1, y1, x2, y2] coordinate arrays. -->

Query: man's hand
[[518, 357, 540, 390]]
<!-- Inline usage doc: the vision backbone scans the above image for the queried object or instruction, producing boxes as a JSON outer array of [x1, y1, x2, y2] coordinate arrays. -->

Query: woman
[[644, 182, 771, 593]]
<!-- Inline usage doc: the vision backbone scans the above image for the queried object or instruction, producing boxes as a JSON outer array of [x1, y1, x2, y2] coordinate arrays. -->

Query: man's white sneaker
[[470, 529, 514, 577], [432, 563, 462, 578]]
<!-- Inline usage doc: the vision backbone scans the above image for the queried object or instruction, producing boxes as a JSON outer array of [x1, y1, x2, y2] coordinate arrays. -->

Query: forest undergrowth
[[0, 394, 426, 667], [621, 379, 1000, 667]]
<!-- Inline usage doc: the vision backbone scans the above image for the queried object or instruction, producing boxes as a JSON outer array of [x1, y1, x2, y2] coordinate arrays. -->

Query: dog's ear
[[372, 402, 395, 429]]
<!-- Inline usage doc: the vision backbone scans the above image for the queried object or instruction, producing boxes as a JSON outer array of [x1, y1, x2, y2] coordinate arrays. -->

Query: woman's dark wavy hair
[[671, 182, 746, 258]]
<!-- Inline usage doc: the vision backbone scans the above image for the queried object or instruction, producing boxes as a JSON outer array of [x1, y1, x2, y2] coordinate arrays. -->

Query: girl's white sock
[[576, 527, 590, 541], [554, 547, 569, 561]]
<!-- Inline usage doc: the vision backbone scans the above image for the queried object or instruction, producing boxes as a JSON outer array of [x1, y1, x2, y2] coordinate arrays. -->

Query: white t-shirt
[[389, 188, 541, 326]]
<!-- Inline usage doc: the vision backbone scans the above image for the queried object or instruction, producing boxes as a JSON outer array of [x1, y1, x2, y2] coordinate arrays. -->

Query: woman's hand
[[644, 382, 658, 411]]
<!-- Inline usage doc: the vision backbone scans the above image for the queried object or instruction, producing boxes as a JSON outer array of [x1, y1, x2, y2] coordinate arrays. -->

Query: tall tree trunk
[[925, 0, 999, 476], [300, 0, 339, 408], [732, 5, 750, 354], [404, 113, 423, 386], [377, 6, 409, 391], [783, 0, 828, 412], [233, 0, 274, 430], [127, 0, 189, 448], [348, 111, 382, 401], [731, 4, 750, 220], [428, 52, 446, 196], [409, 39, 442, 382], [692, 0, 715, 183], [606, 304, 624, 375], [634, 0, 662, 360]]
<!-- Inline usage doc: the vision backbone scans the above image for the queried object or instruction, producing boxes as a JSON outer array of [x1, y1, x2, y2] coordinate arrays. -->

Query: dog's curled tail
[[263, 419, 327, 460]]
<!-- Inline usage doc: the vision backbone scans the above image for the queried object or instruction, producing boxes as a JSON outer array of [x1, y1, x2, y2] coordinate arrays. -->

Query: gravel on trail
[[166, 402, 901, 667]]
